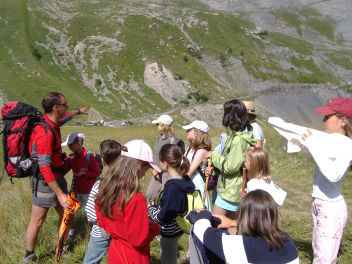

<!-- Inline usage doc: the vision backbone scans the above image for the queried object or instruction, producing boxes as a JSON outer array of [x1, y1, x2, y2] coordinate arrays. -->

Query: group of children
[[60, 97, 351, 264]]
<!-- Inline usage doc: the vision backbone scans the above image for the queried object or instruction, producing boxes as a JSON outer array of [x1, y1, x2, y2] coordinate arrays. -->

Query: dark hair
[[42, 92, 64, 113], [159, 144, 190, 175], [237, 190, 287, 250], [222, 99, 252, 132], [247, 114, 256, 122], [99, 140, 127, 166]]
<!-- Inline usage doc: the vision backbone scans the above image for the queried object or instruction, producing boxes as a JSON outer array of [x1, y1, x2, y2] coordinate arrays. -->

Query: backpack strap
[[86, 151, 92, 168], [186, 148, 206, 180], [35, 120, 58, 153]]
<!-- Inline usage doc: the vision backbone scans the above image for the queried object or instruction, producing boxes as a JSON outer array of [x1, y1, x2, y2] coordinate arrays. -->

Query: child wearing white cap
[[146, 115, 184, 203], [62, 132, 100, 206], [182, 120, 212, 211]]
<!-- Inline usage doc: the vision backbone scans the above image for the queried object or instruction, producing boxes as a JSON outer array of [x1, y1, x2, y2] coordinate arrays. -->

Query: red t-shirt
[[64, 148, 100, 194], [95, 192, 160, 264], [29, 113, 72, 183]]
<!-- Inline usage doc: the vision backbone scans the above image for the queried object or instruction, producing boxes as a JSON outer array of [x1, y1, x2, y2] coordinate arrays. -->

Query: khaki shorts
[[31, 178, 68, 208], [32, 191, 60, 208]]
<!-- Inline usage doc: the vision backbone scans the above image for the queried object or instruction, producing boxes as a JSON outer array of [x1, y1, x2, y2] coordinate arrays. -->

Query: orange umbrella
[[55, 192, 80, 261]]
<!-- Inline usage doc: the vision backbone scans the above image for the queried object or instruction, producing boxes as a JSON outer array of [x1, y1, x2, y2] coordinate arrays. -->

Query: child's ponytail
[[177, 155, 190, 175], [159, 144, 190, 176]]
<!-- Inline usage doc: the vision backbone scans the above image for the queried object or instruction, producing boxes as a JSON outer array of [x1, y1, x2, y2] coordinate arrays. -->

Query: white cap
[[152, 115, 173, 126], [182, 120, 209, 133], [121, 139, 161, 173], [61, 132, 85, 147]]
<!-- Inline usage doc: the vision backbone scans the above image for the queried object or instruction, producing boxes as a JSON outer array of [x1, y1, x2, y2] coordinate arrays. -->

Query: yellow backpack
[[157, 189, 205, 235], [176, 190, 205, 235]]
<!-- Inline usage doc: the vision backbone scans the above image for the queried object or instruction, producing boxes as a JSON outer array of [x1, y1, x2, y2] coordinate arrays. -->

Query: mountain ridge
[[0, 0, 351, 126]]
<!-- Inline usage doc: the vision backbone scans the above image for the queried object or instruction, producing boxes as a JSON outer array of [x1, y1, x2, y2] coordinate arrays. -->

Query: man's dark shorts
[[30, 177, 68, 208]]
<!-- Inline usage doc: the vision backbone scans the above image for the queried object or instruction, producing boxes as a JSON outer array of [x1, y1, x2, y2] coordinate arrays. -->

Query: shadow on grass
[[294, 239, 313, 263], [66, 211, 90, 252], [151, 255, 160, 264]]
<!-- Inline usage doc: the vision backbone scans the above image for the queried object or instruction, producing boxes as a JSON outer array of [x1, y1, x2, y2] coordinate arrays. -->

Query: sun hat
[[152, 115, 173, 126], [121, 139, 161, 173], [61, 132, 85, 147], [243, 101, 256, 115], [182, 120, 209, 133], [315, 97, 352, 118]]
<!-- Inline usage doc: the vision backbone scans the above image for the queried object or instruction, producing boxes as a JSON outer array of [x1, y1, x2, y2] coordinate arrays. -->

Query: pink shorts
[[312, 198, 348, 264]]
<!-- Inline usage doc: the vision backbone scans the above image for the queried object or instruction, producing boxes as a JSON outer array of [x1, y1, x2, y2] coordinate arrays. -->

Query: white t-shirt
[[247, 178, 287, 206], [251, 122, 264, 144], [268, 117, 352, 201]]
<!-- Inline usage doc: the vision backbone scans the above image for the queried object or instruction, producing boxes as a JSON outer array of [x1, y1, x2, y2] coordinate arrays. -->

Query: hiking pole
[[242, 167, 247, 193], [203, 158, 211, 204]]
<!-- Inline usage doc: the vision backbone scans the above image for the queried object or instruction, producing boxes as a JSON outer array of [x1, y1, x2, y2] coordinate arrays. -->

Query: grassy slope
[[0, 124, 351, 263], [184, 11, 339, 84], [0, 0, 344, 122]]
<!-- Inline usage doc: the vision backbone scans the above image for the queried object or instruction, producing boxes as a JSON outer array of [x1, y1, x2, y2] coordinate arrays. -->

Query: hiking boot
[[22, 253, 37, 264]]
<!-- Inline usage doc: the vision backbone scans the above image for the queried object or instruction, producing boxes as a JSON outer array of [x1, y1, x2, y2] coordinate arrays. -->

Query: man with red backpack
[[23, 92, 88, 263]]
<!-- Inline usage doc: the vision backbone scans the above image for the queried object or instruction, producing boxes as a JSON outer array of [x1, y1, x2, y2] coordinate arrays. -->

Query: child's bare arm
[[213, 214, 237, 229]]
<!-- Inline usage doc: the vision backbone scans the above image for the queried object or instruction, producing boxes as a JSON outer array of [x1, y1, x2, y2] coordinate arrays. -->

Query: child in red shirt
[[62, 132, 100, 205], [95, 139, 160, 264]]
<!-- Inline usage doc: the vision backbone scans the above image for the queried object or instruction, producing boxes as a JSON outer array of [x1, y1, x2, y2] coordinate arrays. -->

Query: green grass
[[271, 9, 303, 35], [325, 52, 352, 70], [0, 0, 342, 122], [0, 124, 351, 263], [298, 7, 336, 41], [272, 7, 337, 41], [269, 32, 313, 56]]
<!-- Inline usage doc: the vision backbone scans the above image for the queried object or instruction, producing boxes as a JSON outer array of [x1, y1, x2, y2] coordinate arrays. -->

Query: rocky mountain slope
[[0, 0, 351, 126]]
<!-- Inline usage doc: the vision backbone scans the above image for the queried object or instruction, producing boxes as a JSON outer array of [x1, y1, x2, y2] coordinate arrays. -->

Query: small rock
[[185, 43, 197, 51], [168, 36, 174, 40], [160, 39, 165, 45]]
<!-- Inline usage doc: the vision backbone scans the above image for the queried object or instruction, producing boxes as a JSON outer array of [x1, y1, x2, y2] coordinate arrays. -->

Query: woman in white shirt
[[302, 97, 352, 264]]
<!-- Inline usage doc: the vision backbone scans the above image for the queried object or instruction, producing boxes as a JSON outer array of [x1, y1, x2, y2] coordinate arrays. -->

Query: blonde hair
[[190, 129, 211, 151], [336, 114, 352, 138], [159, 123, 174, 138], [246, 147, 271, 182], [97, 156, 148, 218]]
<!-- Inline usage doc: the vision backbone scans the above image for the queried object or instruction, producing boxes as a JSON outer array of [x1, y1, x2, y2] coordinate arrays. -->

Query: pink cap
[[315, 97, 352, 118], [121, 139, 161, 173]]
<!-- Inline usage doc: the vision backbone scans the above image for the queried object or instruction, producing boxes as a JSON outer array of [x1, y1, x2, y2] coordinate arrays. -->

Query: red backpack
[[1, 101, 56, 183]]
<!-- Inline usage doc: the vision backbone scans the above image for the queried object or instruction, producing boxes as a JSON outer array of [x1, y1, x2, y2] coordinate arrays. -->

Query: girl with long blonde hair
[[95, 140, 160, 264]]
